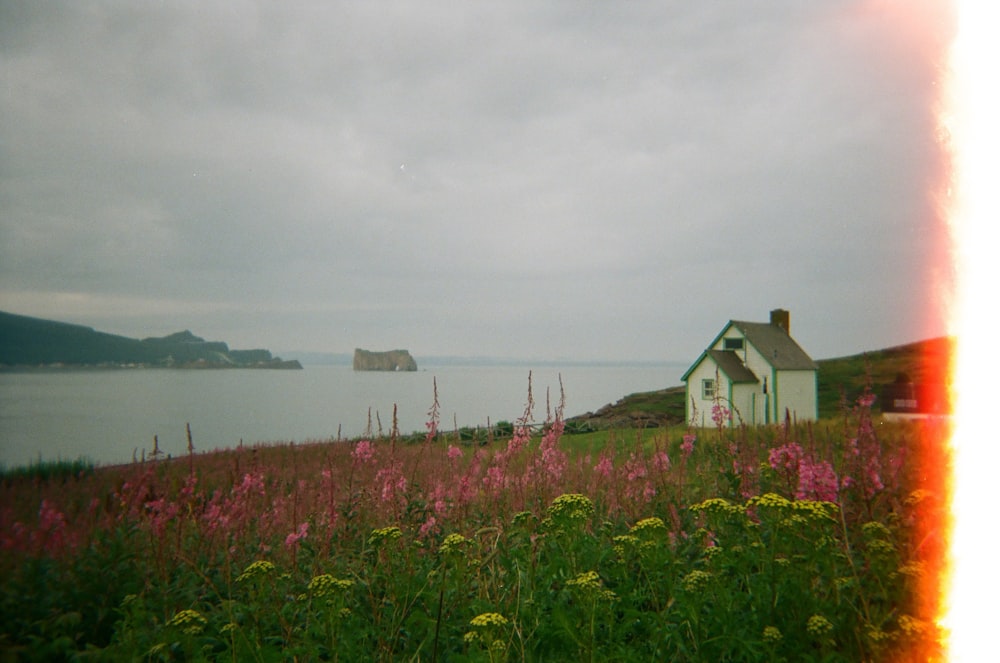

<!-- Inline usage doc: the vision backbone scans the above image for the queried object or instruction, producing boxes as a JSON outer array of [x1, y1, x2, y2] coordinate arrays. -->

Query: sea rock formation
[[352, 348, 417, 371]]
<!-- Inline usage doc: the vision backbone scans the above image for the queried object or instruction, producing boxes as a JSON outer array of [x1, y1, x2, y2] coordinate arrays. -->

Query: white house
[[681, 309, 818, 427]]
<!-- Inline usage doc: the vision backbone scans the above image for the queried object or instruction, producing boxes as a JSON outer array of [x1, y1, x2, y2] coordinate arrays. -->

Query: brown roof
[[729, 321, 818, 371], [706, 349, 759, 382]]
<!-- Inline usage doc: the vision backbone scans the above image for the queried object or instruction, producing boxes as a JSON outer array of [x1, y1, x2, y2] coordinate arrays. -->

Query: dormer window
[[723, 337, 744, 351]]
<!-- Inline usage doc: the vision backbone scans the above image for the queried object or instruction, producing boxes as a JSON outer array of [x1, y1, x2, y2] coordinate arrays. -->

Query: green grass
[[568, 337, 953, 427], [0, 457, 95, 483], [0, 340, 951, 660]]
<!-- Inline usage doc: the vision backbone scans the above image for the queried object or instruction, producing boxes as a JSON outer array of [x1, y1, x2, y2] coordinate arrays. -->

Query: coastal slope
[[0, 310, 302, 369]]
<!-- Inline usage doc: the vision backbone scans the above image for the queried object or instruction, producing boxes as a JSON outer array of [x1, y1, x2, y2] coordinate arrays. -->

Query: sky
[[0, 1, 955, 363]]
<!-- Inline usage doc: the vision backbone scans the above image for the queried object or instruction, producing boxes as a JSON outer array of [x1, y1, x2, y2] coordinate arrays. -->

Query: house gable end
[[681, 351, 709, 383]]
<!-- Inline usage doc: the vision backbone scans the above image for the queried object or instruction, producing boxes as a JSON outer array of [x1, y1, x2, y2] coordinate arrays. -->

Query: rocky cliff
[[352, 348, 417, 371]]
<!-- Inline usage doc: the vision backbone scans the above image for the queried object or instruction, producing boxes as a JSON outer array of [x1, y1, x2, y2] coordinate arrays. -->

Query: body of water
[[0, 363, 685, 468]]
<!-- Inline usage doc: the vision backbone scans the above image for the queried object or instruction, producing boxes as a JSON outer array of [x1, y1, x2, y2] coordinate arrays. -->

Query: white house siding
[[772, 370, 818, 422], [711, 330, 767, 425], [683, 355, 768, 427], [685, 315, 818, 427], [731, 383, 763, 426], [685, 357, 730, 427]]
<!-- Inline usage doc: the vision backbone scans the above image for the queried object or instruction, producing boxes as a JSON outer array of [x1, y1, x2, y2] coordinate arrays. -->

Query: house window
[[723, 337, 744, 351], [702, 379, 716, 400]]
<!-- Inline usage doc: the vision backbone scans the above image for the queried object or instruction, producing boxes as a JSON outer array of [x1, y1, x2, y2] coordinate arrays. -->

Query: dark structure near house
[[880, 373, 949, 419]]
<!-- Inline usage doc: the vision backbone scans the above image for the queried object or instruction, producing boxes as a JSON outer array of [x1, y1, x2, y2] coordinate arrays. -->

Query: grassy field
[[0, 369, 949, 661]]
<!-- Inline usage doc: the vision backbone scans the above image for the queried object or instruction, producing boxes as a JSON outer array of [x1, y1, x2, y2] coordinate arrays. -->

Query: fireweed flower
[[593, 453, 614, 479], [351, 439, 375, 464], [681, 433, 696, 457], [711, 402, 731, 427], [284, 522, 309, 550], [419, 516, 438, 538]]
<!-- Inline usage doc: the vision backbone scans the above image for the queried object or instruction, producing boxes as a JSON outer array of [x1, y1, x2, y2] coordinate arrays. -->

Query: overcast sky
[[1, 2, 954, 363]]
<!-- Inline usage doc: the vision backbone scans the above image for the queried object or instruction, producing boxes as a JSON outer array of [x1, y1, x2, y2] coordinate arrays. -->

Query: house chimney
[[770, 308, 790, 334]]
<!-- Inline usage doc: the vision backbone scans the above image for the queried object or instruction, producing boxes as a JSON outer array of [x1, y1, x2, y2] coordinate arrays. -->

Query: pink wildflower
[[376, 466, 408, 504], [284, 521, 309, 549], [36, 500, 69, 555], [447, 445, 464, 460], [711, 403, 731, 428], [652, 451, 671, 473], [797, 459, 839, 502], [352, 439, 375, 464], [681, 434, 696, 457], [419, 516, 438, 538], [624, 453, 647, 482], [593, 453, 614, 479]]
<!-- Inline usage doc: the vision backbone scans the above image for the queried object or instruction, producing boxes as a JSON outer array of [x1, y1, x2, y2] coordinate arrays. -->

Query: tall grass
[[0, 457, 94, 483], [0, 381, 946, 661]]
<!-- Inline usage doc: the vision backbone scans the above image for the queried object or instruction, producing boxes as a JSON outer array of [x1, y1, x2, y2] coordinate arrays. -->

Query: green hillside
[[566, 336, 953, 430], [0, 310, 301, 369]]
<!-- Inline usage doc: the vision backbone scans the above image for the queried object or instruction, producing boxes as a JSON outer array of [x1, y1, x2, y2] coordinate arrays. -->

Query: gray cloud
[[1, 2, 952, 362]]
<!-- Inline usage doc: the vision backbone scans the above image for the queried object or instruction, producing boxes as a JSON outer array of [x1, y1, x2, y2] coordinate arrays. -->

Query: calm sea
[[0, 363, 685, 468]]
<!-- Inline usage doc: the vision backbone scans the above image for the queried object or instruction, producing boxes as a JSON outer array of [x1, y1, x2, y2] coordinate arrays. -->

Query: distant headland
[[0, 310, 302, 370], [353, 348, 417, 372]]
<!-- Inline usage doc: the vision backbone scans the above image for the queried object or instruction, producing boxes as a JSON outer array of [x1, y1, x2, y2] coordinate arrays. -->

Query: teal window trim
[[771, 368, 779, 423], [727, 381, 734, 428]]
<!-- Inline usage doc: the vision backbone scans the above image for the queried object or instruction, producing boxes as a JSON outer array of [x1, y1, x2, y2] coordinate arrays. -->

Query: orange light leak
[[941, 1, 1000, 659]]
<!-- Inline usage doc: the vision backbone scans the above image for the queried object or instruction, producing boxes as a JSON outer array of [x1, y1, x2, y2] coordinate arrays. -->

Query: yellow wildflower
[[682, 570, 712, 593], [368, 526, 403, 547], [439, 533, 470, 555], [899, 615, 928, 638], [546, 493, 595, 522], [236, 560, 276, 583], [167, 609, 207, 635], [307, 574, 354, 598], [806, 614, 834, 637], [630, 517, 667, 536], [470, 612, 509, 628]]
